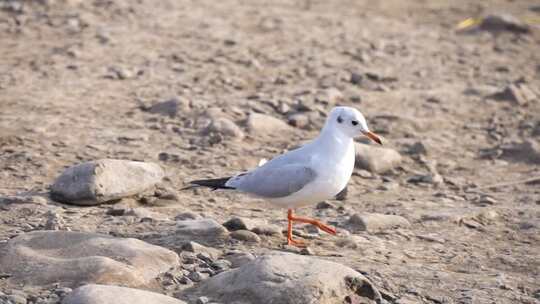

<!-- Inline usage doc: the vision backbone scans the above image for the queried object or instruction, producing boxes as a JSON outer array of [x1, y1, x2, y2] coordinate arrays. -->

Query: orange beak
[[364, 131, 382, 145]]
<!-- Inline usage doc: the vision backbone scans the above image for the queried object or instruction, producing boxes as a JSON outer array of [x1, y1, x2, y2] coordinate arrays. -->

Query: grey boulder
[[51, 159, 164, 205], [0, 231, 179, 287], [62, 284, 186, 304], [192, 252, 381, 304]]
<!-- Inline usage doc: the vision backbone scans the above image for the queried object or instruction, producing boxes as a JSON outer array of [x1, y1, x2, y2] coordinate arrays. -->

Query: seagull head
[[327, 106, 382, 145]]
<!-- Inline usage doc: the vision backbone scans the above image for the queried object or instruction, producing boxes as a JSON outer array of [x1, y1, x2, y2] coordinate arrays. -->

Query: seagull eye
[[351, 120, 358, 126], [337, 116, 343, 123]]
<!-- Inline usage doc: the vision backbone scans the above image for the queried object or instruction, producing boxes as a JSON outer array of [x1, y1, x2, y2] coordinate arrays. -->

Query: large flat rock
[[51, 159, 164, 205], [62, 284, 186, 304], [191, 252, 381, 304], [0, 231, 179, 287]]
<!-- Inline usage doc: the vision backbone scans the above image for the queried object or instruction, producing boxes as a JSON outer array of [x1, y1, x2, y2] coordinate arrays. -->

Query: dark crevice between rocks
[[345, 275, 383, 304]]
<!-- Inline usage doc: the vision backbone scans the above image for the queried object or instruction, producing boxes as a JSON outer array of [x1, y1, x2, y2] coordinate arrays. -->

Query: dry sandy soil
[[1, 0, 540, 303]]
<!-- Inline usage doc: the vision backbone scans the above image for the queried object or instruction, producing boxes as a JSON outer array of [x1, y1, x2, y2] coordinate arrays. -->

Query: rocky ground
[[1, 0, 540, 303]]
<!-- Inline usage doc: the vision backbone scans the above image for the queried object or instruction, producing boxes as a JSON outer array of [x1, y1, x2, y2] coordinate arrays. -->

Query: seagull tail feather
[[181, 177, 235, 191]]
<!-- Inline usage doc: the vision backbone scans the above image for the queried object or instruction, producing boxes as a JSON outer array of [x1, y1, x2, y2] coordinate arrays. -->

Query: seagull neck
[[316, 126, 353, 155]]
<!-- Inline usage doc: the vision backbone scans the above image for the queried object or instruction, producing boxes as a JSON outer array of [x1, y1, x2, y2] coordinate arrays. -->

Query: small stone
[[204, 117, 244, 140], [251, 224, 281, 236], [174, 212, 201, 220], [230, 230, 261, 243], [108, 66, 135, 80], [144, 98, 186, 117], [355, 143, 402, 173], [196, 252, 215, 264], [416, 233, 446, 243], [106, 206, 126, 216], [125, 208, 169, 221], [224, 252, 256, 268], [489, 83, 537, 106], [348, 213, 411, 232], [44, 210, 67, 230], [472, 195, 497, 206], [211, 259, 232, 273], [479, 14, 530, 34], [27, 196, 48, 205], [407, 173, 443, 186], [350, 72, 363, 85], [500, 140, 540, 164], [300, 247, 315, 255], [196, 296, 210, 304], [354, 169, 373, 178], [287, 113, 310, 128], [222, 217, 256, 231], [188, 271, 209, 283], [316, 201, 335, 209], [322, 87, 344, 106], [174, 219, 229, 242], [53, 287, 72, 297], [181, 241, 220, 260], [408, 141, 428, 155], [246, 113, 293, 135], [377, 181, 399, 191]]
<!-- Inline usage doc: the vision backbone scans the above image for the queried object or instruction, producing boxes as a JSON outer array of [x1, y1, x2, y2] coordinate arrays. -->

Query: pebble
[[175, 212, 201, 220], [175, 219, 229, 239], [479, 14, 530, 34], [230, 230, 261, 243], [204, 117, 244, 140], [222, 217, 256, 231], [251, 224, 281, 236], [407, 141, 429, 155], [211, 259, 232, 273], [43, 210, 63, 230], [350, 72, 363, 85], [348, 212, 411, 232], [181, 241, 220, 260], [287, 113, 310, 128], [224, 252, 256, 268], [196, 296, 210, 304], [188, 271, 209, 283], [407, 173, 443, 186], [246, 112, 293, 135], [155, 98, 185, 116], [316, 201, 336, 209], [489, 83, 537, 106]]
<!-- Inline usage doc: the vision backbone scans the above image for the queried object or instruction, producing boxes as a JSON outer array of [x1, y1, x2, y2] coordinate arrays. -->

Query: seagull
[[187, 106, 382, 247]]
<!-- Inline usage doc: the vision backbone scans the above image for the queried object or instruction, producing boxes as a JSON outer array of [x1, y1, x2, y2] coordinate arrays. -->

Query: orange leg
[[286, 209, 337, 247]]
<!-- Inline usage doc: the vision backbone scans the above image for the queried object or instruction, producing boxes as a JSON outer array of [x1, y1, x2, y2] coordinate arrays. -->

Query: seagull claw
[[286, 209, 336, 247]]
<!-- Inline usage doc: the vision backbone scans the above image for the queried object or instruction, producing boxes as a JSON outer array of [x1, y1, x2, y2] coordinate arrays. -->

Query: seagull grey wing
[[226, 165, 316, 198]]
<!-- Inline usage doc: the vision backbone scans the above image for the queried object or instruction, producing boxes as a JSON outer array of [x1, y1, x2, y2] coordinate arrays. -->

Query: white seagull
[[188, 106, 381, 246]]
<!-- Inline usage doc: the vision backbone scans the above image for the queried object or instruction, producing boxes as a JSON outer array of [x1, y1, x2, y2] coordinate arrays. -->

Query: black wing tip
[[182, 177, 235, 191]]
